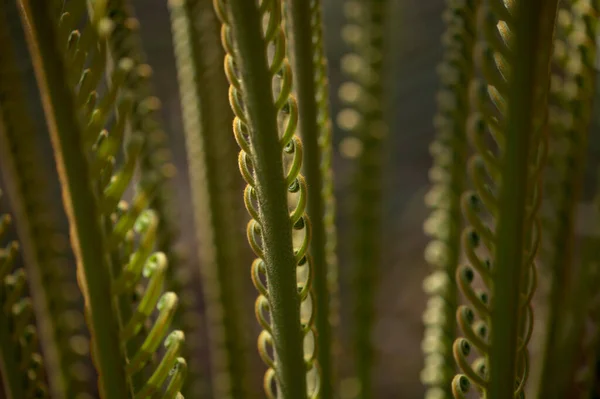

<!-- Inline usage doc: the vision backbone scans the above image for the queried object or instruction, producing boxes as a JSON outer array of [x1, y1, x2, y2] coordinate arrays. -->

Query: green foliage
[[2, 0, 600, 398]]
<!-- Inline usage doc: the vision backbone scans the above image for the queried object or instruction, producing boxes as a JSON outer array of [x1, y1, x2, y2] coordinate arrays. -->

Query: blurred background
[[4, 0, 600, 398]]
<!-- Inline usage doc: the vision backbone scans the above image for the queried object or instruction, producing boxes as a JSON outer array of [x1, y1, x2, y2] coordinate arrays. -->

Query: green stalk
[[488, 1, 558, 398], [286, 1, 338, 397], [168, 0, 253, 397], [349, 1, 389, 396], [16, 1, 129, 398], [217, 0, 308, 397]]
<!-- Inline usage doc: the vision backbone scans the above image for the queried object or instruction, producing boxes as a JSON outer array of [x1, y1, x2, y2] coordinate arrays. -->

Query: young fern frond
[[420, 1, 476, 398], [0, 199, 49, 399], [213, 0, 317, 397], [168, 0, 255, 397], [17, 1, 186, 397], [536, 1, 600, 397], [0, 5, 95, 397], [452, 1, 557, 398], [285, 1, 340, 397]]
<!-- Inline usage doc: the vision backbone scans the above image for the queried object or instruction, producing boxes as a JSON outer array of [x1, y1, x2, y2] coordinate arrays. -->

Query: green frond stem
[[214, 0, 315, 397], [16, 1, 130, 397], [0, 211, 49, 399], [487, 1, 558, 399], [168, 0, 254, 397], [421, 1, 477, 398], [339, 0, 390, 396], [0, 4, 95, 397], [286, 1, 339, 397], [537, 1, 600, 397]]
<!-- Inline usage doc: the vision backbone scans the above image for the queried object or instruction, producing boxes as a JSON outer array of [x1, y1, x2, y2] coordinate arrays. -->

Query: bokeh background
[[4, 0, 600, 398]]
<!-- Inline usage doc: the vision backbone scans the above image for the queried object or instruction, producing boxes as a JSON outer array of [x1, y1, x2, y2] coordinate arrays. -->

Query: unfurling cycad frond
[[285, 1, 340, 398], [0, 3, 95, 397], [536, 1, 600, 398], [452, 1, 558, 399], [213, 0, 317, 398], [17, 1, 186, 397], [0, 198, 49, 399], [420, 1, 476, 398], [168, 0, 256, 398]]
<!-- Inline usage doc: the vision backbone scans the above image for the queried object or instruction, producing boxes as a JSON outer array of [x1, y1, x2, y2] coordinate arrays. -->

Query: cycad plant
[[2, 0, 600, 398]]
